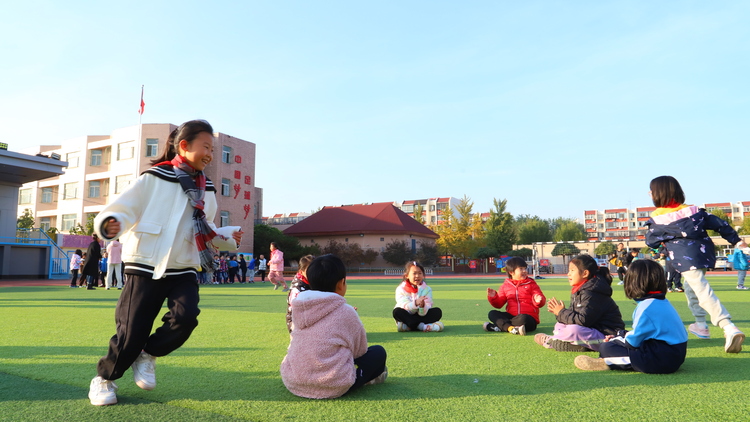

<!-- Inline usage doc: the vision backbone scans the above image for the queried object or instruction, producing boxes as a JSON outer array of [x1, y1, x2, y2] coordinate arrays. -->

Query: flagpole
[[137, 85, 144, 172]]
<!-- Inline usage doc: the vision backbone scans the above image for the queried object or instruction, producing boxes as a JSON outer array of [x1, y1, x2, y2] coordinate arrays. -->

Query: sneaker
[[548, 339, 590, 352], [617, 281, 624, 285], [88, 376, 118, 406], [396, 321, 411, 332], [509, 325, 526, 336], [282, 287, 289, 292], [724, 327, 745, 353], [365, 366, 388, 386], [273, 284, 279, 290], [533, 333, 550, 347], [688, 323, 710, 339], [674, 288, 684, 292], [574, 355, 609, 371], [737, 285, 749, 290], [132, 351, 156, 390], [483, 322, 500, 332], [423, 321, 444, 332], [667, 288, 674, 293]]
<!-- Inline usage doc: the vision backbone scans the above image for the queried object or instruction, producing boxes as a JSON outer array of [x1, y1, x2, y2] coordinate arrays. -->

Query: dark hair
[[569, 254, 611, 284], [504, 257, 528, 278], [307, 254, 346, 292], [151, 119, 214, 165], [298, 254, 315, 273], [624, 259, 667, 299], [270, 242, 278, 249], [402, 261, 426, 284], [649, 175, 685, 207], [75, 249, 83, 256]]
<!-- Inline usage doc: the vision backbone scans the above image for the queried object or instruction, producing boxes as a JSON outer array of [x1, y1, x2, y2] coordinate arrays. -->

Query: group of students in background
[[69, 237, 123, 290]]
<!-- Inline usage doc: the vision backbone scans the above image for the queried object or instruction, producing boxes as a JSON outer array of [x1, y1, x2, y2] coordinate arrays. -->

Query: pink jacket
[[106, 240, 123, 264], [488, 277, 546, 323], [280, 290, 367, 399], [269, 249, 284, 272]]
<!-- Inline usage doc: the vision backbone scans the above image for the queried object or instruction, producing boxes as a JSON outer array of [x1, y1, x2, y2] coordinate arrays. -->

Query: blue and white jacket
[[623, 295, 687, 348], [645, 206, 741, 272]]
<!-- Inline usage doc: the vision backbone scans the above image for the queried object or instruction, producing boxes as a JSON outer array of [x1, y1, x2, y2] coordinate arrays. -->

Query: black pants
[[617, 266, 626, 281], [240, 268, 247, 283], [667, 270, 683, 289], [392, 307, 442, 331], [97, 272, 200, 381], [70, 269, 79, 286], [347, 345, 387, 393], [488, 310, 538, 332], [228, 267, 239, 283], [257, 269, 266, 281]]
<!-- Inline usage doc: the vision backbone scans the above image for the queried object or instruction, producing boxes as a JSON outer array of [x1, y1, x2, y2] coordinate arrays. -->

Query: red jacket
[[488, 277, 546, 323]]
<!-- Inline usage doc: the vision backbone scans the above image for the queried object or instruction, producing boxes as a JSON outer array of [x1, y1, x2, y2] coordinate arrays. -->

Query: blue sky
[[2, 1, 749, 219]]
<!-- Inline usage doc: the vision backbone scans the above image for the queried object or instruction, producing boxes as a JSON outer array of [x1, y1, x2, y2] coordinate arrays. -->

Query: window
[[431, 216, 436, 223], [19, 189, 32, 204], [222, 146, 232, 164], [115, 175, 133, 194], [90, 149, 102, 166], [429, 205, 436, 211], [61, 214, 77, 232], [402, 205, 414, 213], [380, 237, 385, 241], [220, 211, 230, 227], [63, 182, 78, 199], [221, 178, 230, 196], [66, 152, 80, 168], [40, 217, 51, 231], [88, 180, 101, 198], [345, 238, 349, 242], [146, 138, 159, 157], [41, 187, 55, 203], [117, 141, 135, 160]]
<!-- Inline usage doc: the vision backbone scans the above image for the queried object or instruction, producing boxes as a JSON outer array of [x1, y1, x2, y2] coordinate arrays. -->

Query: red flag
[[138, 86, 145, 115]]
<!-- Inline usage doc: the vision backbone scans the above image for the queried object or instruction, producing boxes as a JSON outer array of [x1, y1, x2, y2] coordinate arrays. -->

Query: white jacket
[[94, 165, 239, 280]]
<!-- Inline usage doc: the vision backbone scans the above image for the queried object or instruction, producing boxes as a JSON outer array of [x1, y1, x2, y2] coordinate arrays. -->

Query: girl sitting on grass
[[286, 254, 315, 333], [483, 257, 546, 335], [393, 261, 444, 332], [534, 254, 624, 352], [574, 259, 688, 373]]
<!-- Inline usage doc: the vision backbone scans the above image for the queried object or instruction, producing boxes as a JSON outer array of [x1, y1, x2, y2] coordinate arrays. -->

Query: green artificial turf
[[1, 276, 749, 421]]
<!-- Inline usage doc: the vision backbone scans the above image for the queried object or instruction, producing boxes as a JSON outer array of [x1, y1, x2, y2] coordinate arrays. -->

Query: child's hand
[[103, 219, 120, 238], [415, 296, 425, 307], [603, 335, 614, 342], [232, 230, 244, 245], [533, 294, 543, 303], [487, 288, 497, 298], [547, 297, 565, 316]]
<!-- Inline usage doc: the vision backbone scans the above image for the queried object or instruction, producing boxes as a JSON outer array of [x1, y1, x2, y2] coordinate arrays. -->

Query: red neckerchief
[[402, 280, 418, 294], [663, 199, 681, 208], [571, 277, 591, 294], [297, 272, 309, 285]]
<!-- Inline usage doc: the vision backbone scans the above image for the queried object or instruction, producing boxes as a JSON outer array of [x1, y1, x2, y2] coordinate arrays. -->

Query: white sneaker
[[396, 321, 411, 332], [737, 285, 749, 290], [724, 327, 745, 353], [617, 281, 624, 285], [423, 321, 444, 332], [132, 351, 156, 390], [88, 376, 118, 406]]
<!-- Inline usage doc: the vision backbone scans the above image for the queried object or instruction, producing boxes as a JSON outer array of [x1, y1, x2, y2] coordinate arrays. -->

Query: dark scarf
[[159, 155, 225, 270]]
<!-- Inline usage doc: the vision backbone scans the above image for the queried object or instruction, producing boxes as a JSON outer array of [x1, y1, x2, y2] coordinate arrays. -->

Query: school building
[[15, 123, 263, 257], [583, 202, 750, 242]]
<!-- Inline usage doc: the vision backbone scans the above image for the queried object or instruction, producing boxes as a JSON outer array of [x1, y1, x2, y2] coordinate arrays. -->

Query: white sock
[[417, 323, 426, 331], [695, 321, 708, 329], [722, 323, 736, 331]]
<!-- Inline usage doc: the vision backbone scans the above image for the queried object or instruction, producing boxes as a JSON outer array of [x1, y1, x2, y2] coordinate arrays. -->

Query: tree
[[509, 247, 533, 259], [253, 224, 315, 264], [551, 243, 581, 265], [516, 217, 552, 244], [739, 218, 750, 235], [594, 241, 616, 257], [415, 242, 439, 267], [474, 247, 498, 260], [552, 219, 586, 242], [17, 208, 34, 229], [382, 239, 413, 266], [69, 214, 96, 235], [362, 249, 379, 265], [484, 198, 516, 254], [413, 203, 425, 225], [433, 195, 480, 259]]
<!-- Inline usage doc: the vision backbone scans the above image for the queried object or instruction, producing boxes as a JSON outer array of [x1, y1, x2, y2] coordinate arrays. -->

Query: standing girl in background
[[483, 257, 546, 335], [731, 246, 749, 290], [574, 259, 688, 373], [87, 120, 242, 406], [286, 254, 315, 332], [70, 249, 83, 288], [257, 254, 267, 282], [645, 175, 746, 353], [393, 261, 444, 332], [269, 242, 288, 291], [534, 254, 624, 352]]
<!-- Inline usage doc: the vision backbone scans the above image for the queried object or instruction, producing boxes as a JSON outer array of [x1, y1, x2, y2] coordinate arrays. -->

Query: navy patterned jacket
[[645, 206, 741, 272]]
